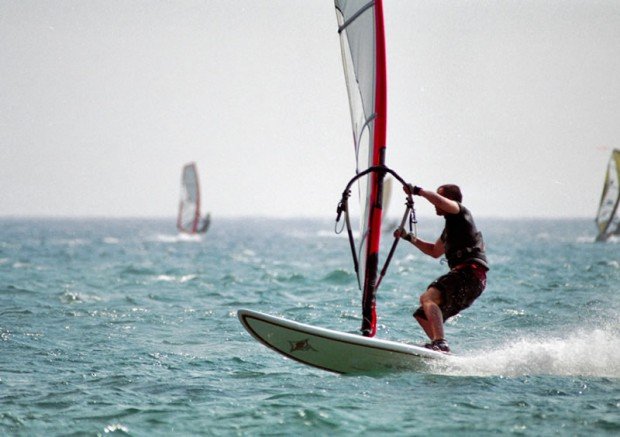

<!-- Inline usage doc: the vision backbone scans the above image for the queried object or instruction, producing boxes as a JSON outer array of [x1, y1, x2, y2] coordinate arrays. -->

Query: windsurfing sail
[[595, 149, 620, 242], [335, 0, 388, 337], [177, 162, 211, 234]]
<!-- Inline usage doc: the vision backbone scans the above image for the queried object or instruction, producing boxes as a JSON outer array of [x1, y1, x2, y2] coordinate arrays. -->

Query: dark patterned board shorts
[[413, 264, 487, 322]]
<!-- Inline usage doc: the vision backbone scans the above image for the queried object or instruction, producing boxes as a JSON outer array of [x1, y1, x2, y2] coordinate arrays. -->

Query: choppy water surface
[[1, 217, 618, 435]]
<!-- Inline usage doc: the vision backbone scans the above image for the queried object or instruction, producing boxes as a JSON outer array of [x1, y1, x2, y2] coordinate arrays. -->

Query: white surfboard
[[238, 309, 447, 374]]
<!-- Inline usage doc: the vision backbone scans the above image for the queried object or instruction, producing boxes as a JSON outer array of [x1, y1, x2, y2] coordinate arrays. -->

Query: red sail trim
[[360, 0, 387, 337], [192, 163, 202, 233]]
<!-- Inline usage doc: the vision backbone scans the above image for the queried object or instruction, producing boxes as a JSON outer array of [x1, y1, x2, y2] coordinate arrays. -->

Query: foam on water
[[155, 274, 197, 283], [436, 327, 620, 378], [151, 233, 203, 243]]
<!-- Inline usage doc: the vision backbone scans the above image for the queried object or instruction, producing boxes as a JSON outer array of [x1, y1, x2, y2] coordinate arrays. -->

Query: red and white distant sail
[[177, 162, 211, 234]]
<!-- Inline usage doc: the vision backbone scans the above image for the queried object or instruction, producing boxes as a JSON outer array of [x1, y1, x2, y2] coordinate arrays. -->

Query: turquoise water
[[1, 217, 618, 435]]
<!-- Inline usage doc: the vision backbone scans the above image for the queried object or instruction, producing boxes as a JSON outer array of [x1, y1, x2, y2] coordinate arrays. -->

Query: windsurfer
[[394, 184, 488, 353]]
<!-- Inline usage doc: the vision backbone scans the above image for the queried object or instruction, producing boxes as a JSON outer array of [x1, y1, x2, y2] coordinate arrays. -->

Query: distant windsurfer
[[198, 213, 211, 233], [394, 184, 489, 353]]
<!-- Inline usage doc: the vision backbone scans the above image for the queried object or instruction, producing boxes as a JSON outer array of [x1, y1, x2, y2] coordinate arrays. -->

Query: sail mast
[[363, 0, 387, 337], [335, 0, 388, 336]]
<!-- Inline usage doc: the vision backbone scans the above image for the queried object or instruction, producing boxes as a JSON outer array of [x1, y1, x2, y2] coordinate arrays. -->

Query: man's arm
[[394, 228, 445, 258], [404, 184, 460, 215]]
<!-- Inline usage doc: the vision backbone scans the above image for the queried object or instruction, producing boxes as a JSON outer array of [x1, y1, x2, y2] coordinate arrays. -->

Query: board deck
[[238, 309, 446, 374]]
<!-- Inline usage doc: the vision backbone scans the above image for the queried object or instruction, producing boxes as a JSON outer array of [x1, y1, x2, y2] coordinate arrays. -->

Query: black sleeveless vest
[[440, 203, 489, 269]]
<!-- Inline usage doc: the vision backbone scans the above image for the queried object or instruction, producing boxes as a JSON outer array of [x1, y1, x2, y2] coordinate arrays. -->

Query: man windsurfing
[[394, 183, 489, 353]]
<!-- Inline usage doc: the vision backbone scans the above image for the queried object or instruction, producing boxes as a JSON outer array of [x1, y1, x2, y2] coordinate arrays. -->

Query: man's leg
[[414, 286, 444, 341]]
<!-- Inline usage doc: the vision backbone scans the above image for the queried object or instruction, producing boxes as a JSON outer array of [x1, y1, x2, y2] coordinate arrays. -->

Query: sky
[[1, 0, 619, 220]]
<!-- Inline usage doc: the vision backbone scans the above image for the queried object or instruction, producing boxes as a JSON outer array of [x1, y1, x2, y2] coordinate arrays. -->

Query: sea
[[0, 217, 618, 436]]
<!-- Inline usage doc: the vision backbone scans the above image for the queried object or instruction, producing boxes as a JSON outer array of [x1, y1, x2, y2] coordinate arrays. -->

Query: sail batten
[[335, 0, 387, 336], [338, 1, 375, 33], [595, 149, 620, 241]]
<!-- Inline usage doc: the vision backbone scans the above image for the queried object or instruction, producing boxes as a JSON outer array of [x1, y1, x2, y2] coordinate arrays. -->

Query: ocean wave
[[59, 291, 102, 304], [260, 271, 307, 284], [0, 285, 36, 294], [119, 265, 156, 276], [322, 269, 354, 284]]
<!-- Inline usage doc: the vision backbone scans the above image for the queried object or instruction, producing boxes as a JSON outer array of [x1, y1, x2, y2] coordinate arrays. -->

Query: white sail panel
[[335, 2, 377, 278]]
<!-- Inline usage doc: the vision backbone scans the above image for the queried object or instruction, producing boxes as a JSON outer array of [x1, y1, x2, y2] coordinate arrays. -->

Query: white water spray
[[434, 328, 620, 378]]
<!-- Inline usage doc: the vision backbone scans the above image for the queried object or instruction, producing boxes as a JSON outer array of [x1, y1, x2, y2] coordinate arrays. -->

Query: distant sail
[[177, 162, 211, 234], [595, 149, 620, 242], [335, 0, 387, 336]]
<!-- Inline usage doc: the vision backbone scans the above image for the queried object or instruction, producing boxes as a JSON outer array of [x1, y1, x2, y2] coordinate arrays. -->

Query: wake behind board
[[238, 309, 446, 374]]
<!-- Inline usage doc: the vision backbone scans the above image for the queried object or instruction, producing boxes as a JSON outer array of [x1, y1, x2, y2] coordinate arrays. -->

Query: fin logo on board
[[289, 339, 317, 353]]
